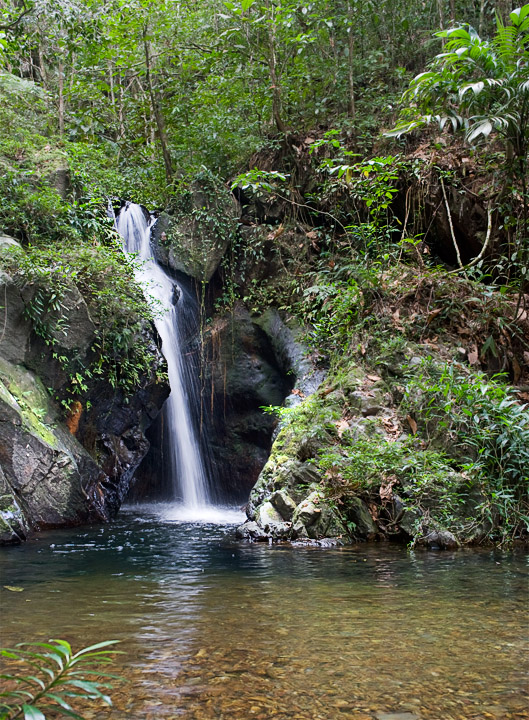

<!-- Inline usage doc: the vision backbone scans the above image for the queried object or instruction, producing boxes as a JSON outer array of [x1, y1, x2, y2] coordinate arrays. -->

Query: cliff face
[[0, 240, 169, 544]]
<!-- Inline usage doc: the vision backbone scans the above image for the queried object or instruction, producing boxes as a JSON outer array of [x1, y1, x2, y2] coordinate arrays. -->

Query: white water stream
[[116, 202, 210, 511]]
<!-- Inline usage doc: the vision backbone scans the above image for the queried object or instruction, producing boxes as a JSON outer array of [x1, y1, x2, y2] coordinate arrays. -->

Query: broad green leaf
[[443, 27, 471, 40], [510, 3, 529, 27], [468, 120, 492, 142], [22, 705, 46, 720], [460, 81, 485, 98]]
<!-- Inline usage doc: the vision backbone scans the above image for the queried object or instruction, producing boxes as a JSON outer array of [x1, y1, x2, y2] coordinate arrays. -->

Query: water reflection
[[0, 507, 527, 720]]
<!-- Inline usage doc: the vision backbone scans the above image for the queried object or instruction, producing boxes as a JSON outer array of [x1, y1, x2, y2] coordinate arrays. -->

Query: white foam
[[160, 504, 246, 525]]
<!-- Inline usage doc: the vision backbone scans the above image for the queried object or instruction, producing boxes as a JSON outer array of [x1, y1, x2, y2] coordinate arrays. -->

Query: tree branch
[[0, 3, 33, 32]]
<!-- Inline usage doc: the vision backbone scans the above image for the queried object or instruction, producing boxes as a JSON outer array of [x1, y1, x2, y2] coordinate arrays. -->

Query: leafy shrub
[[317, 435, 450, 494], [0, 233, 160, 405], [404, 360, 529, 542], [301, 278, 362, 351], [0, 639, 121, 720]]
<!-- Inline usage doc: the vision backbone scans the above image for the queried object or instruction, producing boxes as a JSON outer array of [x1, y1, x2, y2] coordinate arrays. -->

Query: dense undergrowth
[[0, 78, 162, 410], [255, 265, 529, 544], [224, 122, 528, 544]]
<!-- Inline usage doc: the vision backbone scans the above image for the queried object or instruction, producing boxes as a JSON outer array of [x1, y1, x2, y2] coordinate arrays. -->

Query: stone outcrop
[[202, 304, 323, 502], [0, 357, 106, 543], [236, 363, 477, 548], [0, 243, 169, 543], [152, 172, 238, 282]]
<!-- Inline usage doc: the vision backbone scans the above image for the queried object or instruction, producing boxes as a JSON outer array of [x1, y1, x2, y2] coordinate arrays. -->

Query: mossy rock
[[0, 356, 107, 542], [152, 172, 238, 282]]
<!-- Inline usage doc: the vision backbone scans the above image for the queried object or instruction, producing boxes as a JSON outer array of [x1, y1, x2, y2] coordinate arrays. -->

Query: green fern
[[0, 639, 121, 720]]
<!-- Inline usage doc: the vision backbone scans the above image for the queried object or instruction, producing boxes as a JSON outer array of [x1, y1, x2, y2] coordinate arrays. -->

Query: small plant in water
[[0, 639, 121, 720]]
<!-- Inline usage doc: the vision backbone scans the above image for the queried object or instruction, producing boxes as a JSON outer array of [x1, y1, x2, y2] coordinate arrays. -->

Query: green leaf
[[43, 708, 84, 720], [71, 640, 120, 657], [510, 4, 529, 27], [460, 81, 485, 98], [467, 120, 492, 142], [42, 692, 73, 710], [22, 705, 46, 720]]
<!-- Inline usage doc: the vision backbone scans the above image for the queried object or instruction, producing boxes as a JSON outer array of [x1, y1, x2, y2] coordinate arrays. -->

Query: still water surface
[[1, 504, 528, 720]]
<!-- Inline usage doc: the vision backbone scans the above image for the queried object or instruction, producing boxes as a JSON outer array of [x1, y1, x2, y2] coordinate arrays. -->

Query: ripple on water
[[0, 506, 527, 720]]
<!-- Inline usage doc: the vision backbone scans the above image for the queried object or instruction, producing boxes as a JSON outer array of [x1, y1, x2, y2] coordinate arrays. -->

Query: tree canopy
[[1, 0, 520, 198]]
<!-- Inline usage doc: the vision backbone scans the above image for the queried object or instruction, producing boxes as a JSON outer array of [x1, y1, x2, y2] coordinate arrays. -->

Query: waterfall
[[115, 202, 210, 509]]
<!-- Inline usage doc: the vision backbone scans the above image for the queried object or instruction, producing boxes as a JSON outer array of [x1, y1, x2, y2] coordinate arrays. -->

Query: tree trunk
[[143, 26, 173, 183], [38, 42, 47, 90], [265, 0, 287, 133], [479, 0, 486, 35], [437, 0, 445, 41], [449, 0, 456, 23], [117, 77, 125, 141], [347, 3, 355, 123], [58, 57, 64, 137], [69, 52, 76, 92], [108, 58, 115, 109]]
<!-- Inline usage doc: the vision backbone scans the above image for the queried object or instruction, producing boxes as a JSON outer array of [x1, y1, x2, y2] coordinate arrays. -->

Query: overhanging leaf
[[22, 704, 46, 720], [467, 120, 492, 142]]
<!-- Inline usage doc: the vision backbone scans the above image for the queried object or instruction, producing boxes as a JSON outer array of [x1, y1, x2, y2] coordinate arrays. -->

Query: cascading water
[[115, 202, 210, 511]]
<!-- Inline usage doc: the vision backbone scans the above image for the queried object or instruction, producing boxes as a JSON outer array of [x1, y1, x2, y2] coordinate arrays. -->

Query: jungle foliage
[[0, 639, 120, 720], [0, 0, 515, 200], [0, 0, 527, 544]]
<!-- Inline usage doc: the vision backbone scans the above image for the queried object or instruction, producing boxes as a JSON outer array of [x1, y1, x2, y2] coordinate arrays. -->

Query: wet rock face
[[202, 304, 324, 502], [0, 465, 27, 544], [202, 305, 294, 502], [76, 331, 169, 516], [0, 358, 107, 544], [0, 259, 169, 543]]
